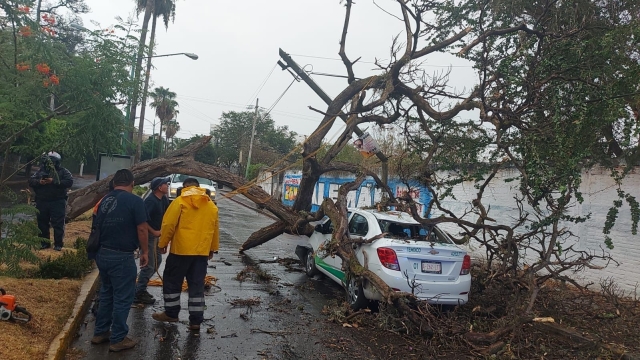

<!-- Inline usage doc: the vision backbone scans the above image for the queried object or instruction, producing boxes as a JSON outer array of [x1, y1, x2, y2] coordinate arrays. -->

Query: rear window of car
[[172, 174, 213, 186], [378, 220, 452, 244]]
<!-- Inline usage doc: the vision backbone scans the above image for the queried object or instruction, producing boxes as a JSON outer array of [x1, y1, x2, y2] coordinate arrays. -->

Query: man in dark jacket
[[28, 152, 73, 251], [134, 176, 170, 304]]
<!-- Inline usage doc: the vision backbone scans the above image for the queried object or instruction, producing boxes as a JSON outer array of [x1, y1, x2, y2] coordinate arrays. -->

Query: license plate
[[421, 261, 441, 273]]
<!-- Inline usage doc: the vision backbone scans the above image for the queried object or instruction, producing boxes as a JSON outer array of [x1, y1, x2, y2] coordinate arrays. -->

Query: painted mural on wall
[[281, 171, 432, 217]]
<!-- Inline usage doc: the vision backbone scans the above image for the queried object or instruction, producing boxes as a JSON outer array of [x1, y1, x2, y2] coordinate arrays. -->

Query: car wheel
[[305, 250, 320, 277], [346, 276, 369, 310]]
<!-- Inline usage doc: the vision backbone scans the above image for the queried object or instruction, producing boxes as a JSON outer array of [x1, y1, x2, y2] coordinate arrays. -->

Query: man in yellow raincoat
[[152, 177, 219, 334]]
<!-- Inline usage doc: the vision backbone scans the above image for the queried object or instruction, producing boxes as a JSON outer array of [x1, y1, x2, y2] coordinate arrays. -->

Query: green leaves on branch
[[0, 204, 41, 277]]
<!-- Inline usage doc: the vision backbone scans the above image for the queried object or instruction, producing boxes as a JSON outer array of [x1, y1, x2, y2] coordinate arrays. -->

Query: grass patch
[[0, 277, 82, 360]]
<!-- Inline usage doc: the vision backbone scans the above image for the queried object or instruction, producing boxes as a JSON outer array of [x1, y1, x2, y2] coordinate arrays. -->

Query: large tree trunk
[[127, 0, 154, 148], [135, 14, 158, 163], [66, 137, 310, 243]]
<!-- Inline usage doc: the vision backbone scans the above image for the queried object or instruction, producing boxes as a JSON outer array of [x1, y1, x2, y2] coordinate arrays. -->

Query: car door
[[308, 217, 344, 278]]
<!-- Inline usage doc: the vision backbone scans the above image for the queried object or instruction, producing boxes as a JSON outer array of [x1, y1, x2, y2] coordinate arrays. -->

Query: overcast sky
[[81, 0, 476, 140]]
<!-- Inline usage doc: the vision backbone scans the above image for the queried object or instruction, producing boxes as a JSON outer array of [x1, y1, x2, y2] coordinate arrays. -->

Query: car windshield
[[173, 174, 213, 186], [377, 220, 451, 244]]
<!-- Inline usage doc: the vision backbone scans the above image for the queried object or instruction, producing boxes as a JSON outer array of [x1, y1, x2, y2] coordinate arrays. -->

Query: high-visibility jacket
[[159, 186, 219, 255]]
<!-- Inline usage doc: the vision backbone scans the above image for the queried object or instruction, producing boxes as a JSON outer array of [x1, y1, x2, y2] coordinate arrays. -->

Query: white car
[[296, 209, 471, 310], [168, 174, 217, 203]]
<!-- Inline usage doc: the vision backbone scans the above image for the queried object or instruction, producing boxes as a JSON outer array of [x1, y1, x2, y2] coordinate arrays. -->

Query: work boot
[[109, 337, 138, 352], [90, 331, 111, 345], [188, 324, 200, 335], [53, 246, 62, 251], [152, 312, 179, 322], [133, 291, 156, 304], [41, 243, 51, 250]]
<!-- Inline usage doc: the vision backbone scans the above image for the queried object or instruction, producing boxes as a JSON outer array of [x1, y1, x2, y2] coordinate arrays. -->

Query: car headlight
[[170, 188, 177, 197]]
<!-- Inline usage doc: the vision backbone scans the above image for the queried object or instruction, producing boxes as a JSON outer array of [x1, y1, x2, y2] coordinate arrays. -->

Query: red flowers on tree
[[18, 26, 32, 37], [17, 6, 30, 13], [36, 63, 51, 75], [42, 27, 56, 36], [42, 14, 55, 25], [49, 74, 60, 85], [16, 63, 30, 71]]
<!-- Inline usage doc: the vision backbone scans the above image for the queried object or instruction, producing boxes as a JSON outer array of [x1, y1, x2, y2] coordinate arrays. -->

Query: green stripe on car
[[315, 255, 345, 281]]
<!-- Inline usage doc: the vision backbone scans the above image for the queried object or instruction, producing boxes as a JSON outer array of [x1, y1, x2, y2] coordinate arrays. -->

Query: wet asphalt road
[[68, 192, 362, 360]]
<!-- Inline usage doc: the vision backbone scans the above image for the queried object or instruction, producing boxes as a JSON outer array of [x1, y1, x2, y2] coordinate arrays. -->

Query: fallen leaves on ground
[[0, 277, 81, 360]]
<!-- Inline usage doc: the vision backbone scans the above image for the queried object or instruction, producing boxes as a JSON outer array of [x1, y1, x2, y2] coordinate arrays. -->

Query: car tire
[[305, 250, 320, 277], [346, 276, 369, 310]]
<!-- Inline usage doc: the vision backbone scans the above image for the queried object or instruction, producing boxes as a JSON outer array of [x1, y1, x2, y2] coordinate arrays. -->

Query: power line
[[290, 53, 377, 64], [178, 94, 321, 123], [244, 63, 278, 107], [258, 78, 297, 124], [180, 102, 218, 123], [289, 53, 473, 68]]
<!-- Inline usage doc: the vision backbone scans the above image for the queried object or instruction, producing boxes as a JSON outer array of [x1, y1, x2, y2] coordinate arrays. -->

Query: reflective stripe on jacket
[[159, 186, 219, 255]]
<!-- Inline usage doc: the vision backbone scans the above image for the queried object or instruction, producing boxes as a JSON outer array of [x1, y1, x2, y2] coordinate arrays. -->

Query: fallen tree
[[67, 137, 304, 232], [66, 0, 640, 347]]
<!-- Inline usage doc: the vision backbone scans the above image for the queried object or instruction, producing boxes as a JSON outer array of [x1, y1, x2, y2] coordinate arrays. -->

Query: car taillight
[[460, 255, 471, 275], [377, 247, 400, 271]]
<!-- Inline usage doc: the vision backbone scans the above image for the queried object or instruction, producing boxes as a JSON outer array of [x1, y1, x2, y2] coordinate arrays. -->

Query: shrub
[[133, 185, 148, 197], [0, 204, 41, 277], [247, 163, 266, 181], [38, 237, 93, 279]]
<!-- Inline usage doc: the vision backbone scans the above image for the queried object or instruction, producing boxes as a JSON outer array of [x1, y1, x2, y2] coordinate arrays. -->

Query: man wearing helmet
[[28, 152, 73, 251]]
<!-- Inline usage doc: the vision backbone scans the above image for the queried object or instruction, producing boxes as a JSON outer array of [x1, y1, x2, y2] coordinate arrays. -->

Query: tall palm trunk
[[135, 14, 158, 163], [158, 116, 165, 156], [127, 0, 154, 151]]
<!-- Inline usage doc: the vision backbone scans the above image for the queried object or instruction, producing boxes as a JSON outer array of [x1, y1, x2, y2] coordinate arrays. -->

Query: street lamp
[[151, 52, 199, 60], [136, 52, 196, 163]]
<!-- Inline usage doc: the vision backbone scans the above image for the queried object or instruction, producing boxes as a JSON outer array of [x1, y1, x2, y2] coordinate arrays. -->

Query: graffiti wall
[[281, 171, 432, 217]]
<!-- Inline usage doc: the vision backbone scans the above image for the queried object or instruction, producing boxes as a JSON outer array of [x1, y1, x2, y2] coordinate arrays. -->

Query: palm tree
[[134, 0, 177, 162], [128, 0, 154, 150], [150, 86, 179, 155], [164, 119, 180, 154]]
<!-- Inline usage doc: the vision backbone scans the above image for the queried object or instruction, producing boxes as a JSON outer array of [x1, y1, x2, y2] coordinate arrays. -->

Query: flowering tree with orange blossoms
[[0, 0, 139, 181]]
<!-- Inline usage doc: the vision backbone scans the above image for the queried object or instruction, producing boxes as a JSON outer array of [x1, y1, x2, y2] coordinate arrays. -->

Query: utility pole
[[246, 98, 259, 179], [278, 48, 389, 185]]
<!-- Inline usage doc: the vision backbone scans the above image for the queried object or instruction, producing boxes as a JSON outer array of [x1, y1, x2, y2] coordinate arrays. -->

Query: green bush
[[133, 185, 148, 197], [247, 163, 266, 181], [38, 237, 93, 279]]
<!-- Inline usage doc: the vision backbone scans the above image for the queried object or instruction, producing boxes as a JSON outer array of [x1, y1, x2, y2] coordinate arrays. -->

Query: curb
[[45, 268, 100, 360]]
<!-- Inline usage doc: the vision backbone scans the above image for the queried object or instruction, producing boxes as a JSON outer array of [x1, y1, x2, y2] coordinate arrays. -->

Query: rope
[[147, 275, 217, 292]]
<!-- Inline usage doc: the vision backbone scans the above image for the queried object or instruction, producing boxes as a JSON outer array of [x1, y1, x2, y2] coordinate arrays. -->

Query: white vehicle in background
[[168, 174, 217, 203], [296, 209, 471, 310]]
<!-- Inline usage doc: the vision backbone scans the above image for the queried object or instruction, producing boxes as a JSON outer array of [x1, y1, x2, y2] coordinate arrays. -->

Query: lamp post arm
[[150, 52, 199, 60]]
